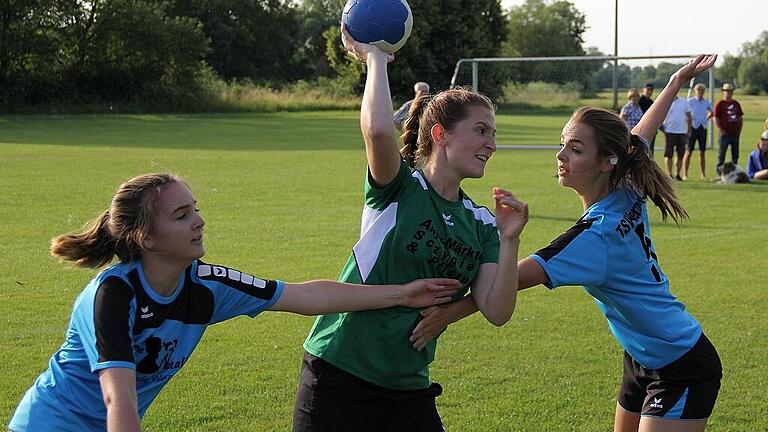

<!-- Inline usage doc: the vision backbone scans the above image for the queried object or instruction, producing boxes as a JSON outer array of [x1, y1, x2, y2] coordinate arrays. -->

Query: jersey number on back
[[634, 223, 662, 282]]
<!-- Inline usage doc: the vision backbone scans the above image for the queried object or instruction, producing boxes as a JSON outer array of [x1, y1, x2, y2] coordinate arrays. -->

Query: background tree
[[0, 0, 66, 106], [296, 0, 345, 78], [327, 0, 507, 100], [501, 0, 599, 95], [169, 0, 305, 83]]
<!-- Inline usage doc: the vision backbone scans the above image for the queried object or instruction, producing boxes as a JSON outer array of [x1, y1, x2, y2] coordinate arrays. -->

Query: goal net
[[449, 55, 716, 150]]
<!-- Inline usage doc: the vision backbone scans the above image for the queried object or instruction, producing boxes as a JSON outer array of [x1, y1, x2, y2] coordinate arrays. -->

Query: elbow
[[362, 127, 394, 144], [485, 309, 514, 327]]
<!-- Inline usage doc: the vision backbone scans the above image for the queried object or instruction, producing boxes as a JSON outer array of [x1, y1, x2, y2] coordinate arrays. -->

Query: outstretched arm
[[269, 278, 460, 315], [632, 55, 717, 143], [341, 26, 401, 187]]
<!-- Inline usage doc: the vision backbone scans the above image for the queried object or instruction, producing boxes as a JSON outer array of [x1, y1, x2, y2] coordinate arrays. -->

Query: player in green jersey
[[292, 27, 530, 431]]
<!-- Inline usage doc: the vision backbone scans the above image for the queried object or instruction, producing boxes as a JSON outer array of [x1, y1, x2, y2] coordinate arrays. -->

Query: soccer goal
[[449, 55, 717, 150]]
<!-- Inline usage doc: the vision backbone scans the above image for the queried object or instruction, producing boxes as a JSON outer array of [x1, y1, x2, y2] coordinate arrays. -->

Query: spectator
[[662, 96, 691, 180], [746, 130, 768, 180], [619, 88, 643, 131], [638, 83, 656, 154], [393, 81, 430, 131], [714, 83, 743, 173], [684, 83, 713, 179]]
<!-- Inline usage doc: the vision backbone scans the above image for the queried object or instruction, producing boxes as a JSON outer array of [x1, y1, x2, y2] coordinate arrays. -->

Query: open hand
[[670, 55, 717, 86], [409, 306, 451, 351], [341, 25, 394, 63], [493, 187, 529, 240], [399, 278, 460, 308]]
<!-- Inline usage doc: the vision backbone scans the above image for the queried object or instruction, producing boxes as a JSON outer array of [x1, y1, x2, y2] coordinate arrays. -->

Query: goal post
[[449, 55, 717, 150]]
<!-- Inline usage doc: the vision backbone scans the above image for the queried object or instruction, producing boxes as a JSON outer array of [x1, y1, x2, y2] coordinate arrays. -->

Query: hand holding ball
[[342, 0, 413, 54]]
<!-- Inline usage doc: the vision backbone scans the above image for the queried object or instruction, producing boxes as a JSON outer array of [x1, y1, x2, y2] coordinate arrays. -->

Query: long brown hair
[[569, 107, 688, 222], [400, 87, 495, 168], [50, 173, 182, 268]]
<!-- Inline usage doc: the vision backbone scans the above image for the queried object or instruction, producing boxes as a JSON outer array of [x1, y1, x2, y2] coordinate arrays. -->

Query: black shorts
[[618, 333, 722, 420], [687, 126, 707, 152], [293, 352, 444, 432], [664, 133, 687, 157]]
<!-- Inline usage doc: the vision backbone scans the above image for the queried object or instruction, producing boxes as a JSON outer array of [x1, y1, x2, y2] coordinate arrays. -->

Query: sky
[[501, 0, 766, 64]]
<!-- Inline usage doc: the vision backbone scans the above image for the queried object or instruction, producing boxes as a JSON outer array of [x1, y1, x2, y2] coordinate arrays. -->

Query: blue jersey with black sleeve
[[529, 187, 701, 369], [9, 260, 283, 432]]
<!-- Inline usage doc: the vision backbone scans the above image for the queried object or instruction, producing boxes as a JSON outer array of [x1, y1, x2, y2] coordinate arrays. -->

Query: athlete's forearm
[[442, 294, 480, 324], [478, 237, 520, 326], [361, 52, 401, 185]]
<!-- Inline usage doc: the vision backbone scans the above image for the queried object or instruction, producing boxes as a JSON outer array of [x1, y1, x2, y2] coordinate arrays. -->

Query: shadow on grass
[[0, 112, 364, 151]]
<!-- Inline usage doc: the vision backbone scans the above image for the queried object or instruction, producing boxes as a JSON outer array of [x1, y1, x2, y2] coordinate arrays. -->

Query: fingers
[[420, 306, 438, 317], [493, 187, 529, 221], [497, 197, 527, 214], [423, 278, 462, 289], [431, 295, 454, 305], [410, 323, 438, 351]]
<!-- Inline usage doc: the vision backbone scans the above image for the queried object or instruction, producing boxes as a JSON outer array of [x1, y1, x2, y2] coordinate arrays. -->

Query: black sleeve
[[94, 276, 136, 363]]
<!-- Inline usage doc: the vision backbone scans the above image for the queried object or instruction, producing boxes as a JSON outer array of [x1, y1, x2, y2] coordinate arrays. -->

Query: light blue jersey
[[530, 188, 701, 369], [9, 260, 283, 432]]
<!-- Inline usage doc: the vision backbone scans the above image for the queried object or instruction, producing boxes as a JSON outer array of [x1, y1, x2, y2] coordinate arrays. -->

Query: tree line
[[1, 1, 765, 113]]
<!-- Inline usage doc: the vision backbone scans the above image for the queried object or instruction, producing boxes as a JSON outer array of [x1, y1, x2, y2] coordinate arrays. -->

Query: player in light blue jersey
[[7, 173, 459, 432], [512, 55, 722, 432], [412, 55, 722, 432]]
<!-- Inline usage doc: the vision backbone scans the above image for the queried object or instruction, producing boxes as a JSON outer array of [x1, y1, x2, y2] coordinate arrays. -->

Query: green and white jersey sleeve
[[304, 160, 500, 390]]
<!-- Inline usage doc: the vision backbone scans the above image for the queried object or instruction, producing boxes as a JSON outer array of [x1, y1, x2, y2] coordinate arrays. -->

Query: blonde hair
[[50, 173, 182, 268], [626, 88, 639, 100]]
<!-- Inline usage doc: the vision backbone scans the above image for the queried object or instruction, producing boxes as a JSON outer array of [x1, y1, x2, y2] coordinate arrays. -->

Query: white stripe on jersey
[[462, 199, 496, 226], [354, 204, 398, 282], [411, 171, 428, 190]]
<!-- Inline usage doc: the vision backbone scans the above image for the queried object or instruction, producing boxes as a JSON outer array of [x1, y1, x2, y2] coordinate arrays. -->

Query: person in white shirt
[[662, 96, 692, 180], [684, 84, 713, 179]]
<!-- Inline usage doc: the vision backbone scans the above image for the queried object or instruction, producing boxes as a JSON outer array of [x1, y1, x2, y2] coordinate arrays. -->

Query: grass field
[[1, 98, 767, 430]]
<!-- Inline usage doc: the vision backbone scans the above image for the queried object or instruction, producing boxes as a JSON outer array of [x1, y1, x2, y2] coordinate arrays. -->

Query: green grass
[[1, 106, 767, 431]]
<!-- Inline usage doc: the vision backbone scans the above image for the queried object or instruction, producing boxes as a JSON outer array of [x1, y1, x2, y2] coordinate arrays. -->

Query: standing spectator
[[619, 88, 643, 131], [393, 81, 430, 131], [638, 83, 656, 154], [662, 96, 691, 180], [746, 130, 768, 180], [684, 83, 714, 179], [714, 82, 743, 173]]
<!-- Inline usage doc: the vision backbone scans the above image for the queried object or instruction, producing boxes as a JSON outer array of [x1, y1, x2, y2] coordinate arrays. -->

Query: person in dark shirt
[[638, 83, 657, 155]]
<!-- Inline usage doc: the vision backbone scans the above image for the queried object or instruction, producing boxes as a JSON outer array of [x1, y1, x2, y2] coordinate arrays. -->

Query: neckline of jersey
[[136, 261, 186, 304], [416, 169, 467, 209]]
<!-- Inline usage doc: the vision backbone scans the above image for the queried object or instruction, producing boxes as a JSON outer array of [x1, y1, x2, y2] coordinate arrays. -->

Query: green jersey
[[304, 160, 500, 389]]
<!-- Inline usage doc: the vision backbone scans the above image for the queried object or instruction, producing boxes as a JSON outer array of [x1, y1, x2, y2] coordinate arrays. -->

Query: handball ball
[[342, 0, 413, 54]]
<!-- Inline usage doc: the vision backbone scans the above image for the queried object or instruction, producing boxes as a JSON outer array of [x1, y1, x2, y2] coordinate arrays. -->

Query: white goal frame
[[449, 55, 716, 150]]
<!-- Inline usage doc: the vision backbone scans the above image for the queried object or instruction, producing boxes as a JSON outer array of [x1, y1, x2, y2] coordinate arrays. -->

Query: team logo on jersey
[[442, 213, 454, 226], [135, 337, 188, 379], [197, 264, 267, 288], [649, 398, 663, 409], [140, 305, 154, 319]]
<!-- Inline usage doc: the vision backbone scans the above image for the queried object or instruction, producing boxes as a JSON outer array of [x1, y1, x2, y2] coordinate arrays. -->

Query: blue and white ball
[[342, 0, 413, 54]]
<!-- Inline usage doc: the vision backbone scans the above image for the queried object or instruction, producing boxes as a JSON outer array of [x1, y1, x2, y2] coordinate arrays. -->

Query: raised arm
[[269, 278, 460, 315], [341, 26, 401, 186], [632, 55, 717, 143]]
